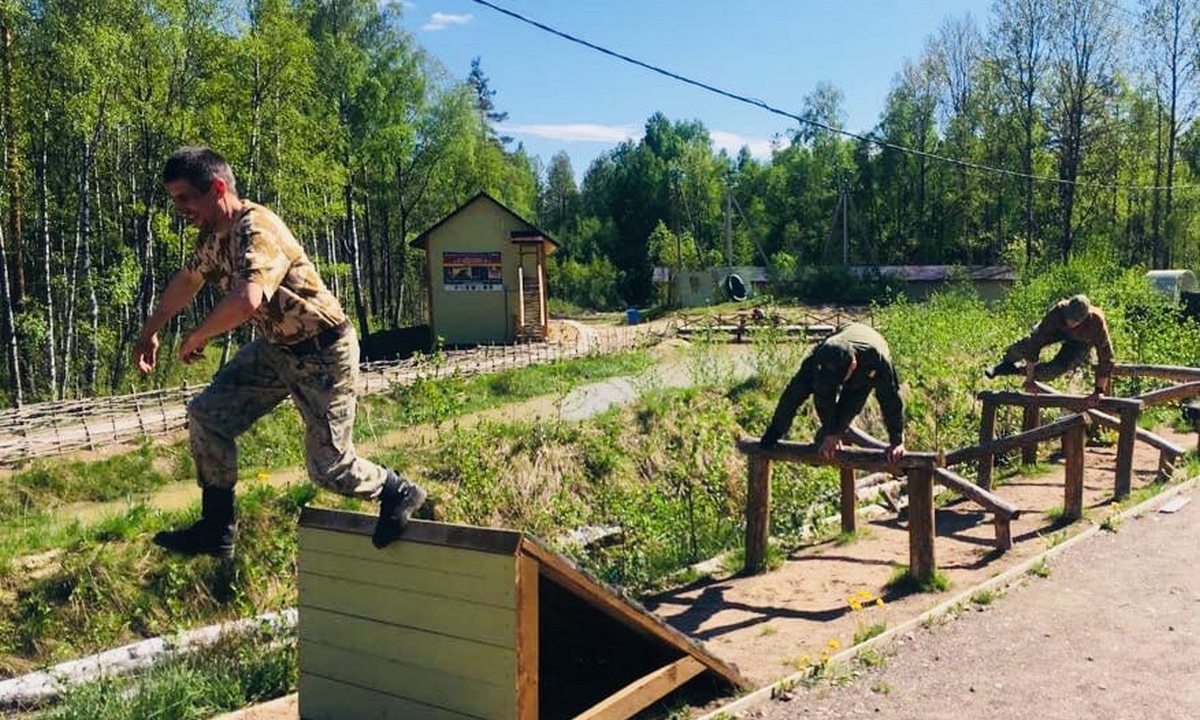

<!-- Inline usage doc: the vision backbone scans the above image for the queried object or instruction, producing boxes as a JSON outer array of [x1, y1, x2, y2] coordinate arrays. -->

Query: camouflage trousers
[[187, 330, 389, 498], [1000, 337, 1092, 381]]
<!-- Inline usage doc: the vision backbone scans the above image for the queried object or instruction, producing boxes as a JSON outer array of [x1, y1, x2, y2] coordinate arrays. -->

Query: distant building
[[1144, 269, 1198, 304], [410, 193, 558, 345], [852, 265, 1018, 302], [653, 266, 770, 307]]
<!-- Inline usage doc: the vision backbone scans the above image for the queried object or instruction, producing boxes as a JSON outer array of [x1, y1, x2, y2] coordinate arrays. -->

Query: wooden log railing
[[737, 438, 941, 582], [1113, 364, 1200, 382], [977, 390, 1143, 498], [1031, 381, 1186, 483], [845, 426, 1020, 549], [1134, 381, 1200, 407]]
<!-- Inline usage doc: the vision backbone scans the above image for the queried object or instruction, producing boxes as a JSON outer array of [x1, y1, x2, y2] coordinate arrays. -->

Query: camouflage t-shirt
[[185, 201, 347, 345]]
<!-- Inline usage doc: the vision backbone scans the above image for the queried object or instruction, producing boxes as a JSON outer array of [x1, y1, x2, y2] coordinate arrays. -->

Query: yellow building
[[411, 193, 558, 346]]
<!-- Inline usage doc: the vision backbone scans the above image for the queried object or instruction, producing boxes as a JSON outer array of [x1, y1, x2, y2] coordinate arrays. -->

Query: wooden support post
[[516, 554, 539, 720], [993, 517, 1012, 551], [1062, 424, 1085, 522], [1114, 406, 1139, 499], [978, 399, 996, 490], [1021, 406, 1040, 465], [907, 468, 936, 585], [744, 456, 772, 574], [840, 466, 856, 535]]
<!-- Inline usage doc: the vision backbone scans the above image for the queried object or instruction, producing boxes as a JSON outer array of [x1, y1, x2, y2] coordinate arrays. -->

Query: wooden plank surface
[[572, 656, 706, 720], [300, 608, 516, 684], [516, 554, 539, 720], [300, 641, 514, 720], [299, 507, 523, 555], [298, 573, 516, 648], [298, 526, 516, 585], [744, 455, 772, 575], [299, 674, 486, 720], [298, 548, 516, 609]]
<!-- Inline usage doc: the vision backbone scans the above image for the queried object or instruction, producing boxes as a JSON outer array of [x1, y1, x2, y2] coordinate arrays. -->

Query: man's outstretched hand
[[133, 332, 159, 373], [818, 434, 843, 459], [886, 443, 907, 465], [179, 332, 208, 364]]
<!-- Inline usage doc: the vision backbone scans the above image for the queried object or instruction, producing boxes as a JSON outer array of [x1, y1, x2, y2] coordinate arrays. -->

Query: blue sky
[[401, 1, 1125, 179]]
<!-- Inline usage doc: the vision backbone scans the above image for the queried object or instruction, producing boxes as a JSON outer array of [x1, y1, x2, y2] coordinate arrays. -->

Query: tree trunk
[[1, 20, 24, 307], [38, 113, 56, 400], [0, 214, 21, 407], [343, 177, 369, 335], [79, 139, 100, 394], [363, 182, 379, 319]]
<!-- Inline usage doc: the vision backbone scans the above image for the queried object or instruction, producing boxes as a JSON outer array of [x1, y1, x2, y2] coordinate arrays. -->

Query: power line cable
[[468, 0, 1195, 193]]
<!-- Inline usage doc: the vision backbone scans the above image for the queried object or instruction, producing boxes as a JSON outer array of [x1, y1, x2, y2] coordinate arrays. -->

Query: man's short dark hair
[[162, 147, 237, 195]]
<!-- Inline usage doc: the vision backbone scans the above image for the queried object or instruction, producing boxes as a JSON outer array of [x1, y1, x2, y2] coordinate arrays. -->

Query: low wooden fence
[[0, 323, 666, 467]]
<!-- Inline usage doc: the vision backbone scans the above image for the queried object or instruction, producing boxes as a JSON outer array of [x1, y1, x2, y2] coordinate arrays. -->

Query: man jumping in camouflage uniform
[[760, 323, 906, 463], [985, 294, 1114, 403], [132, 147, 425, 558]]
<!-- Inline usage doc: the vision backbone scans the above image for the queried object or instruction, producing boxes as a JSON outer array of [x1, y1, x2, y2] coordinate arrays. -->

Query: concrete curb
[[698, 473, 1200, 719]]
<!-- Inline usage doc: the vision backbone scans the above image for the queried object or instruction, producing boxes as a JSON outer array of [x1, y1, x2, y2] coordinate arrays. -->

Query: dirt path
[[748, 484, 1200, 720]]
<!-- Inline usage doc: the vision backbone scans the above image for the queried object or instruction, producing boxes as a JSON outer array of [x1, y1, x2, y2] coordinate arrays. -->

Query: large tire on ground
[[723, 273, 747, 302]]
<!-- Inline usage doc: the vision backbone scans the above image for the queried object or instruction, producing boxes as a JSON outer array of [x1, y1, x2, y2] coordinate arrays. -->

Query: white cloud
[[709, 130, 774, 158], [505, 123, 638, 144], [422, 12, 472, 31]]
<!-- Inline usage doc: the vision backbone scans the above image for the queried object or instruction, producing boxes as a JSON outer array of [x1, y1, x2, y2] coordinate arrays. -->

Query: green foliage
[[39, 627, 296, 720], [547, 255, 624, 311]]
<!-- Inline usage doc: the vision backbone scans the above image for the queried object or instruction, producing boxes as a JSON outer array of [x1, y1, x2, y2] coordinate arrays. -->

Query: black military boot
[[984, 360, 1021, 379], [153, 487, 236, 559], [372, 472, 428, 549]]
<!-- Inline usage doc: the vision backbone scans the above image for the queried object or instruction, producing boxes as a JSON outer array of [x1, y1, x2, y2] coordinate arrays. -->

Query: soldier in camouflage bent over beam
[[761, 323, 907, 464], [133, 147, 425, 558]]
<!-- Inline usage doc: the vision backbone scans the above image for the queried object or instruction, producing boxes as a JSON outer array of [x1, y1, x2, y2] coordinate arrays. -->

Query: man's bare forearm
[[140, 270, 204, 338], [189, 281, 264, 343]]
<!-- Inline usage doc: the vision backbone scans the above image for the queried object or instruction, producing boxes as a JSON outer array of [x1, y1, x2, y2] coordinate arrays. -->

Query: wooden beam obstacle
[[844, 426, 1020, 549], [737, 438, 942, 583], [1112, 363, 1200, 383], [296, 508, 746, 720], [1030, 381, 1187, 483], [976, 390, 1144, 498]]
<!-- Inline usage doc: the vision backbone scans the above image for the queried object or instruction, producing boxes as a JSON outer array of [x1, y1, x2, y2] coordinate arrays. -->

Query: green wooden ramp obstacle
[[297, 508, 746, 720]]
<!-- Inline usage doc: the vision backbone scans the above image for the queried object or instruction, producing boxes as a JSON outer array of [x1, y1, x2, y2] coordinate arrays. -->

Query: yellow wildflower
[[848, 597, 863, 612], [856, 589, 873, 600], [255, 471, 270, 484], [876, 597, 885, 608], [827, 638, 841, 650]]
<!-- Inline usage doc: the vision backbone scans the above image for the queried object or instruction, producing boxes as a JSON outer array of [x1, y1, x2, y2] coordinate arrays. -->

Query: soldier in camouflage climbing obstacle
[[760, 323, 906, 464], [132, 147, 425, 558]]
